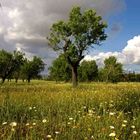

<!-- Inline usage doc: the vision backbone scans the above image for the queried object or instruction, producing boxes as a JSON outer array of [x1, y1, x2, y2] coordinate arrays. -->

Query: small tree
[[48, 6, 107, 87], [49, 54, 71, 82], [102, 56, 123, 83], [21, 56, 45, 83], [78, 60, 98, 82]]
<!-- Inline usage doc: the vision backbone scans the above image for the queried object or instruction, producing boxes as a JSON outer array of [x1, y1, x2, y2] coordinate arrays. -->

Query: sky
[[0, 0, 140, 73]]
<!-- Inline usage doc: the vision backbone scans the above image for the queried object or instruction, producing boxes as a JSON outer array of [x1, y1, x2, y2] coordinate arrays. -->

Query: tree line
[[0, 50, 45, 83], [48, 54, 140, 83]]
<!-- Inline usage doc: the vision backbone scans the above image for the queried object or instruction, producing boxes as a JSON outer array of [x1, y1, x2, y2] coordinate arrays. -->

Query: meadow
[[0, 81, 140, 140]]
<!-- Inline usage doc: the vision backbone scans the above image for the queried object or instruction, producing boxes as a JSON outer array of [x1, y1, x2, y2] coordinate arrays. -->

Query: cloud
[[0, 0, 125, 73], [123, 35, 140, 64], [84, 35, 140, 71]]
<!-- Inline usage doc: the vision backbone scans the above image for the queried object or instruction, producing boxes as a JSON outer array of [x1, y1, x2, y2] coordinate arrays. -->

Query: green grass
[[0, 81, 140, 140]]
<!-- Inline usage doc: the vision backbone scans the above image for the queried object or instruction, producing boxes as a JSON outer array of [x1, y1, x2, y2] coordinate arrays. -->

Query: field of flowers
[[0, 81, 139, 140]]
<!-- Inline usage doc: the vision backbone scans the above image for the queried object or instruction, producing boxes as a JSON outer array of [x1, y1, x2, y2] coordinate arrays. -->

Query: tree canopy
[[48, 6, 107, 87], [21, 56, 45, 83], [48, 54, 71, 82], [100, 56, 123, 83], [78, 60, 98, 82], [0, 50, 24, 83]]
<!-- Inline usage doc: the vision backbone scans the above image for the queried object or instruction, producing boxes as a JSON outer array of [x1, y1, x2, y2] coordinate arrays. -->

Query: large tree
[[48, 6, 107, 87]]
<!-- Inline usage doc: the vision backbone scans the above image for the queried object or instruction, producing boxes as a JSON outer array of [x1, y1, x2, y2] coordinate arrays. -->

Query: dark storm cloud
[[0, 0, 125, 73]]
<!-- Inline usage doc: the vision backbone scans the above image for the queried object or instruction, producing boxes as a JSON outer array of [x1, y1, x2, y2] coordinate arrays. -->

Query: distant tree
[[0, 50, 24, 83], [21, 56, 45, 83], [135, 73, 140, 82], [49, 54, 71, 82], [48, 6, 107, 87], [102, 56, 123, 83], [12, 51, 25, 83], [78, 60, 98, 82]]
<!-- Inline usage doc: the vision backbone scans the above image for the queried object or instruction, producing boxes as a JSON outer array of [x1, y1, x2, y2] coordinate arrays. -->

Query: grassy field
[[0, 81, 140, 140]]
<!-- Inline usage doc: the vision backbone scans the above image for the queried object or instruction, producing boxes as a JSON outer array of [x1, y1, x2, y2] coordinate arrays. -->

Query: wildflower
[[69, 117, 73, 121], [109, 132, 116, 137], [29, 107, 32, 110], [131, 125, 135, 129], [88, 109, 93, 114], [67, 122, 71, 125], [109, 112, 115, 116], [42, 119, 47, 123], [2, 122, 7, 125], [123, 120, 127, 123], [46, 135, 52, 138], [33, 106, 36, 109], [55, 131, 60, 135], [122, 124, 126, 127], [83, 106, 87, 109], [110, 126, 115, 129], [10, 122, 17, 127], [32, 122, 36, 126], [26, 123, 30, 126], [133, 131, 137, 135]]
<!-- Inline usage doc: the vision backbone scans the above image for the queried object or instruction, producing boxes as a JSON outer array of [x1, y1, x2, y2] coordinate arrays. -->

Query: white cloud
[[123, 35, 140, 64], [0, 0, 125, 73], [84, 35, 140, 71]]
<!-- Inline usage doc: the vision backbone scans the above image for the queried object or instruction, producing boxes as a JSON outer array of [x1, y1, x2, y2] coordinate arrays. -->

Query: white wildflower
[[131, 125, 135, 129], [10, 122, 17, 127], [29, 107, 32, 110], [42, 119, 47, 123], [26, 123, 30, 126], [123, 120, 127, 123], [46, 135, 52, 138], [122, 124, 126, 127], [109, 132, 116, 137], [69, 117, 73, 121], [109, 126, 115, 129], [2, 122, 7, 125], [133, 131, 137, 135], [55, 131, 60, 135], [109, 112, 115, 116], [32, 122, 36, 126]]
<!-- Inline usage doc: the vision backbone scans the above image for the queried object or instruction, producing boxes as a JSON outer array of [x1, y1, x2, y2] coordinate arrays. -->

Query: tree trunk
[[15, 78, 18, 83], [27, 78, 30, 83], [1, 77, 6, 84], [71, 65, 78, 87]]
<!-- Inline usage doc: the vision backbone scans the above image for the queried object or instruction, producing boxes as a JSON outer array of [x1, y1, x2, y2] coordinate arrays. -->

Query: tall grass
[[0, 81, 139, 140]]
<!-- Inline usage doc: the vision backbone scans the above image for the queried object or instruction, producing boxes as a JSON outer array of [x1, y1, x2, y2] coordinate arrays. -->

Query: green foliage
[[21, 56, 45, 83], [0, 50, 24, 83], [101, 56, 123, 83], [78, 60, 98, 82], [48, 6, 107, 87], [49, 54, 71, 82]]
